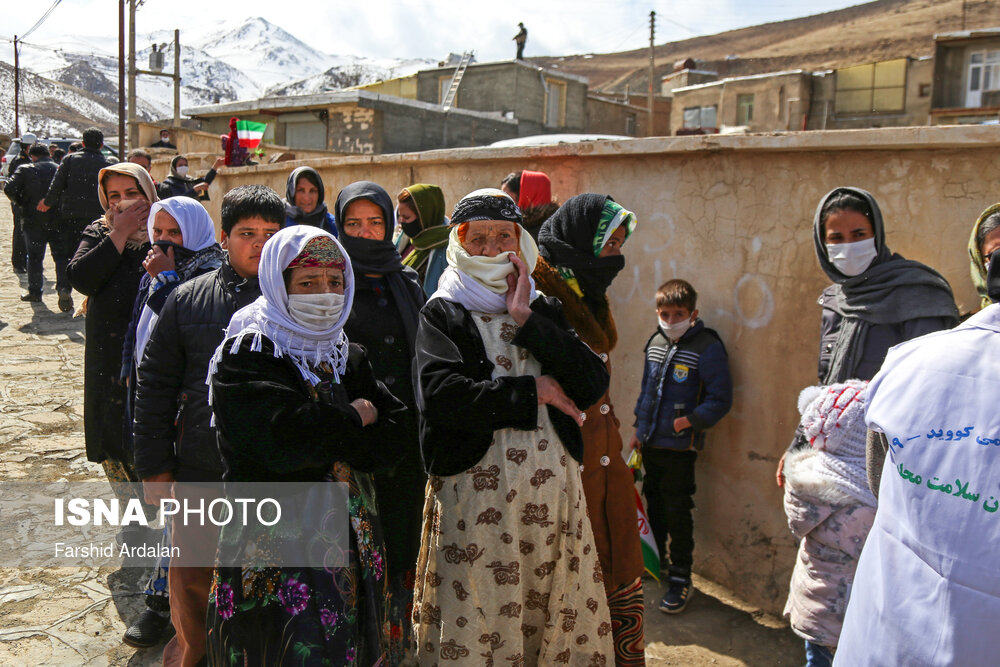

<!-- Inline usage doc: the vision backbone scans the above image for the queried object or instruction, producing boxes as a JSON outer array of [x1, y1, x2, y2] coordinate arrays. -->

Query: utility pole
[[13, 35, 20, 138], [118, 2, 125, 160], [173, 29, 180, 127], [127, 0, 137, 151], [648, 11, 655, 137]]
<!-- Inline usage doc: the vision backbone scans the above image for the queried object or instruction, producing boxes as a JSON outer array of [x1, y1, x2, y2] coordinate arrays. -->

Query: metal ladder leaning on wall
[[442, 51, 473, 110]]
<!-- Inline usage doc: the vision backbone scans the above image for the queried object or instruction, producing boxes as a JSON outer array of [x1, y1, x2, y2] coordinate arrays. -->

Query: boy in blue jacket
[[631, 279, 732, 613]]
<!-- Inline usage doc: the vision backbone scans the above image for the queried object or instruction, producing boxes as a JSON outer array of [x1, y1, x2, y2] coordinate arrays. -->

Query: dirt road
[[0, 204, 802, 665]]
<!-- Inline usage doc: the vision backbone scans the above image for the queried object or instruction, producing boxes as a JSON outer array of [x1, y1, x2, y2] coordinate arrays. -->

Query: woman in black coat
[[67, 162, 158, 488], [334, 180, 426, 662]]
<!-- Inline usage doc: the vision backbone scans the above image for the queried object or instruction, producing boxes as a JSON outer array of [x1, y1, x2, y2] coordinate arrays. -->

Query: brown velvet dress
[[533, 257, 645, 665]]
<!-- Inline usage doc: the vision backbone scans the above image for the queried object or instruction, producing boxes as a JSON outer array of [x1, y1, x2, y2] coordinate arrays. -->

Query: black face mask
[[401, 219, 422, 239], [988, 249, 1000, 304], [152, 239, 195, 262]]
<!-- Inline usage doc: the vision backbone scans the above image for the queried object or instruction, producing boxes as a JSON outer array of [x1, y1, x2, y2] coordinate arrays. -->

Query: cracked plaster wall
[[205, 126, 994, 612]]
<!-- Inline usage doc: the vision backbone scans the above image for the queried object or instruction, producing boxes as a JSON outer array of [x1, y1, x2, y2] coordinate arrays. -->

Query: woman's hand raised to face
[[107, 199, 151, 253], [505, 254, 533, 326], [536, 375, 585, 427], [143, 244, 175, 278]]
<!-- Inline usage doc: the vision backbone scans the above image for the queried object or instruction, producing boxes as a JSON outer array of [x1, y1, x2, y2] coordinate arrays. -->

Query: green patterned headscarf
[[593, 200, 636, 257]]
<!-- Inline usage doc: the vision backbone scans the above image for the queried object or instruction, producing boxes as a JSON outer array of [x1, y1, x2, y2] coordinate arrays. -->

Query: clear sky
[[4, 0, 869, 62]]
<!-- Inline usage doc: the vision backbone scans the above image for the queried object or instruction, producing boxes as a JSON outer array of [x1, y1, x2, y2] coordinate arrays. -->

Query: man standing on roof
[[514, 22, 527, 60]]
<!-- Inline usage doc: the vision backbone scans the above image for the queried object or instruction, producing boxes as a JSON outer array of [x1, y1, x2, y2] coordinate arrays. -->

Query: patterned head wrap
[[287, 235, 346, 270], [451, 188, 522, 225], [594, 200, 637, 257]]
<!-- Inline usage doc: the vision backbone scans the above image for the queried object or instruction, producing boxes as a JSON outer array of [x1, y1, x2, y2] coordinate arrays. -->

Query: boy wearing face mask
[[631, 278, 732, 614], [133, 185, 283, 667]]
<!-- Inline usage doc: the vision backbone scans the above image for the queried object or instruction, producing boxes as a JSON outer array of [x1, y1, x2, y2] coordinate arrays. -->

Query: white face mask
[[826, 237, 877, 277], [175, 165, 189, 177], [287, 292, 345, 332], [659, 317, 692, 341]]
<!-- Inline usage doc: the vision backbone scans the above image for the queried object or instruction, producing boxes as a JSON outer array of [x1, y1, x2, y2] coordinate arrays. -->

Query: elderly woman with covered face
[[412, 189, 614, 665], [206, 226, 407, 665]]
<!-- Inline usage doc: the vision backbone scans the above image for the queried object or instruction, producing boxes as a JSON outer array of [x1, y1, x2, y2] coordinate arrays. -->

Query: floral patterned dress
[[207, 359, 389, 667], [412, 311, 614, 666]]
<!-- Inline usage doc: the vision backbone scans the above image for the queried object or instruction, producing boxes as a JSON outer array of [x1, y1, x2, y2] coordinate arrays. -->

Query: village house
[[930, 27, 1000, 125]]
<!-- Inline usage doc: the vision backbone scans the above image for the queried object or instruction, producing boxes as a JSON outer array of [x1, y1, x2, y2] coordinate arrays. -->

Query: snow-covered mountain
[[0, 17, 436, 137]]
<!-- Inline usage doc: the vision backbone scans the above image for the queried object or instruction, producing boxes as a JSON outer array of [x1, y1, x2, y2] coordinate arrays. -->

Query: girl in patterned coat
[[782, 381, 876, 667]]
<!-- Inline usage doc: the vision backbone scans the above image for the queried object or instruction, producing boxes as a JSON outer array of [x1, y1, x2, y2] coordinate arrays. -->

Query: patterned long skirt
[[412, 310, 614, 666]]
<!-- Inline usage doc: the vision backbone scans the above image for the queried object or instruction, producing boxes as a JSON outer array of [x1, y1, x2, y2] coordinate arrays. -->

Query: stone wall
[[201, 125, 996, 612]]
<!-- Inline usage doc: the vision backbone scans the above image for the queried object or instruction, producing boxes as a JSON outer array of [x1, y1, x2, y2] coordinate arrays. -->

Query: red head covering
[[517, 170, 552, 209]]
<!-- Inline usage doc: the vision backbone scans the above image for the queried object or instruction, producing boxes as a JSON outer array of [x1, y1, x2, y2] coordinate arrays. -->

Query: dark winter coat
[[43, 147, 108, 221], [532, 255, 643, 592], [414, 295, 609, 476], [133, 259, 260, 482], [347, 274, 427, 576], [634, 320, 732, 451], [817, 291, 955, 382], [4, 157, 58, 230], [67, 220, 149, 463], [211, 337, 407, 483]]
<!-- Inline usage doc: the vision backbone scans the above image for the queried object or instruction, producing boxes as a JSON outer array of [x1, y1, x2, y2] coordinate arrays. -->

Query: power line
[[20, 0, 63, 41]]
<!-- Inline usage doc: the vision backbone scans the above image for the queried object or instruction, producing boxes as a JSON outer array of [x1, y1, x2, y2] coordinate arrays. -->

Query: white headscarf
[[134, 197, 222, 363], [429, 220, 539, 313], [207, 226, 354, 404], [147, 197, 217, 251]]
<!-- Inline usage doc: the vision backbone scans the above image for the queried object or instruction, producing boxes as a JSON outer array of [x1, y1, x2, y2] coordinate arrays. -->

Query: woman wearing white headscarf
[[120, 196, 224, 642], [206, 225, 406, 666], [127, 197, 224, 369], [411, 189, 614, 665]]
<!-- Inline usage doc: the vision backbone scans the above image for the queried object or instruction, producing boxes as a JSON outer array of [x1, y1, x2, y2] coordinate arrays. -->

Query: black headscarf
[[335, 181, 423, 349], [284, 166, 332, 228], [537, 193, 625, 311]]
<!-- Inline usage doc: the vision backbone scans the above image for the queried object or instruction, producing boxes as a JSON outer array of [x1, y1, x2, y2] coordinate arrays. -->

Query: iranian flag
[[635, 487, 660, 581], [236, 120, 267, 149]]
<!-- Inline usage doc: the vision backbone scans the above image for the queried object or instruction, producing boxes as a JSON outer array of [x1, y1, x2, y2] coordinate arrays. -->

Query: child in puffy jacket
[[632, 278, 732, 614], [782, 380, 876, 667]]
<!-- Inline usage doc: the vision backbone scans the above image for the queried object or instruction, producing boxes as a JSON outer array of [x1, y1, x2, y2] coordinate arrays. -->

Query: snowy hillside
[[0, 16, 437, 136], [0, 61, 120, 137], [267, 57, 437, 96]]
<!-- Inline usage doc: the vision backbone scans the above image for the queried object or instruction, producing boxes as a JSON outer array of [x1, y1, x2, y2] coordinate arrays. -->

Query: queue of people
[[11, 141, 1000, 666]]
